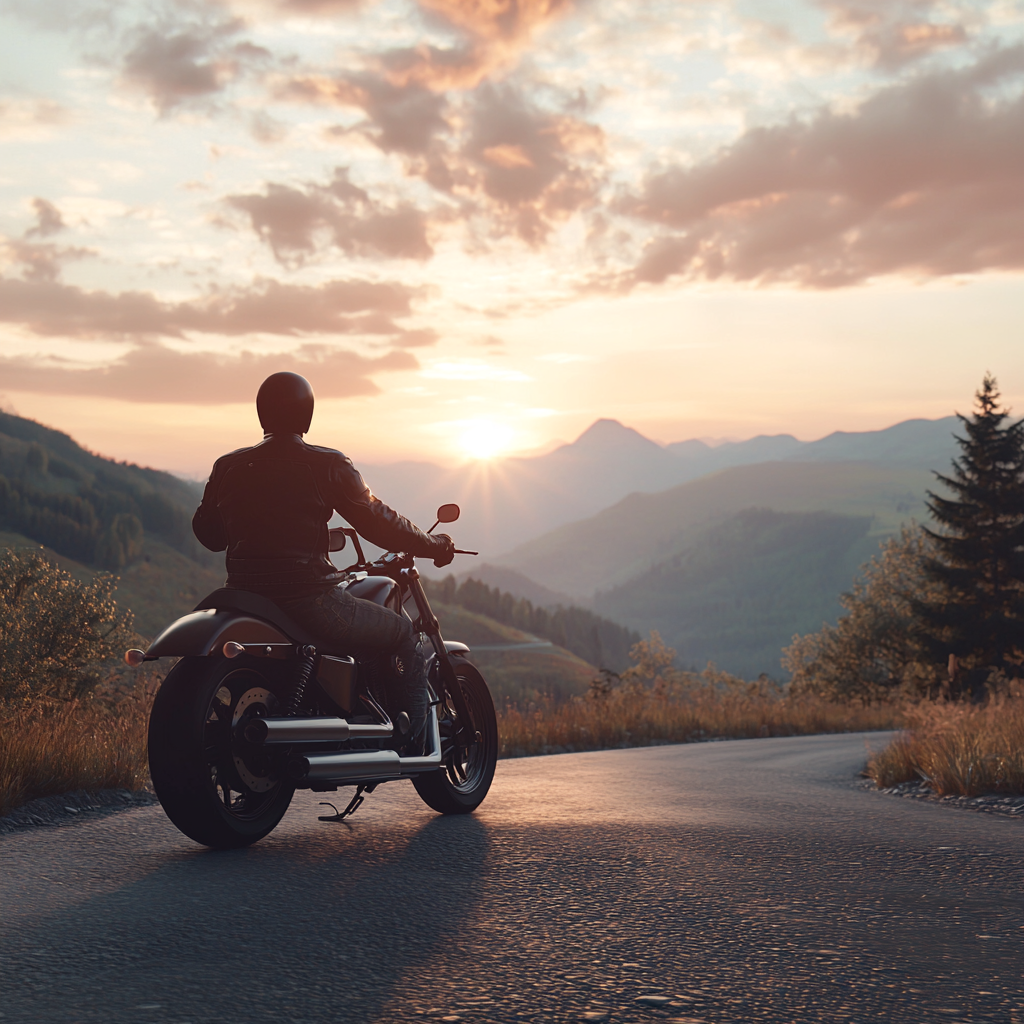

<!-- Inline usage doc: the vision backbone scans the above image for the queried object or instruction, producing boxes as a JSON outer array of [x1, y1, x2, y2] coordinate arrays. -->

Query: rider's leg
[[276, 585, 429, 737]]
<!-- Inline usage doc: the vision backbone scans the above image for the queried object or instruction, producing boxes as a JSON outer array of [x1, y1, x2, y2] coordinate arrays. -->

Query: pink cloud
[[462, 84, 604, 242], [821, 0, 969, 69], [0, 275, 421, 339], [622, 48, 1024, 287], [225, 167, 433, 262], [120, 20, 271, 113], [0, 343, 416, 404]]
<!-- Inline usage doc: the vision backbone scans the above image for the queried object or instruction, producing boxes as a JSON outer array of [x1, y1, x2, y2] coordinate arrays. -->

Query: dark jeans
[[275, 585, 427, 726]]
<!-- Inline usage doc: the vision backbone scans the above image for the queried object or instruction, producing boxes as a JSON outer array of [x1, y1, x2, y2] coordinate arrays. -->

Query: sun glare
[[459, 419, 516, 461]]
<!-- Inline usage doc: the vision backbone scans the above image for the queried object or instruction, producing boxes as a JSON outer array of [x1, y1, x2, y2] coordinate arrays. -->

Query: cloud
[[275, 0, 577, 93], [462, 84, 604, 242], [2, 240, 91, 284], [281, 72, 451, 159], [418, 0, 575, 43], [121, 19, 271, 113], [278, 75, 603, 241], [407, 0, 578, 87], [225, 167, 433, 263], [25, 198, 66, 238], [3, 206, 90, 283], [0, 98, 69, 141], [0, 343, 416, 404], [820, 0, 969, 69], [621, 47, 1024, 288], [0, 274, 422, 340]]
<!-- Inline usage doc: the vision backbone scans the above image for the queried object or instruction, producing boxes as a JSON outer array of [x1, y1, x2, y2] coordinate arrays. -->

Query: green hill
[[428, 602, 598, 706], [495, 459, 933, 597], [0, 528, 224, 641], [594, 508, 881, 679], [0, 410, 211, 571]]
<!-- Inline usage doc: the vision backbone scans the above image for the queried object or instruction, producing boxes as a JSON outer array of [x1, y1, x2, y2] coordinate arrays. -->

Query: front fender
[[147, 609, 289, 658]]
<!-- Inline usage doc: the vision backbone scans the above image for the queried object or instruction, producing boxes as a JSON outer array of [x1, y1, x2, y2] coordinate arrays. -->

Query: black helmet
[[257, 372, 314, 434]]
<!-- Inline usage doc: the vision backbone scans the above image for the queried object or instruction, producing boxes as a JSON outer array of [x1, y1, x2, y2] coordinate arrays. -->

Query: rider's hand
[[432, 533, 456, 568]]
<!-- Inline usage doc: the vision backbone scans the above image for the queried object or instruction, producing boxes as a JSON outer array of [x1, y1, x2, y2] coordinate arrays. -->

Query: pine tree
[[916, 374, 1024, 693]]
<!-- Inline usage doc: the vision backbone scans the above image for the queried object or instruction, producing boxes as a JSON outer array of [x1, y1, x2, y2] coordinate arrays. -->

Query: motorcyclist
[[191, 371, 454, 750]]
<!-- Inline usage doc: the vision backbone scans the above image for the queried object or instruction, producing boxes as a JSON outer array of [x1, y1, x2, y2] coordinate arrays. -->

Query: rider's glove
[[432, 534, 456, 568]]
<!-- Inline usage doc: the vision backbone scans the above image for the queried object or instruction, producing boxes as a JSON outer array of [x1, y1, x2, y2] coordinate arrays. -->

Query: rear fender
[[147, 609, 290, 658]]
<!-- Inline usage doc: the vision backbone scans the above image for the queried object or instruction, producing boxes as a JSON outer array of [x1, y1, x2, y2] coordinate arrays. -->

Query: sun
[[458, 419, 516, 461]]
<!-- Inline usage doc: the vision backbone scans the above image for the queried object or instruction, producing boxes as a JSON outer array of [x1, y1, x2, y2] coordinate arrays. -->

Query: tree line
[[422, 574, 640, 671], [786, 374, 1024, 700], [0, 427, 202, 569]]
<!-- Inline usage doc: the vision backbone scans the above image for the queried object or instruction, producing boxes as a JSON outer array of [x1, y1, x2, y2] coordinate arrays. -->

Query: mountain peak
[[571, 419, 662, 453]]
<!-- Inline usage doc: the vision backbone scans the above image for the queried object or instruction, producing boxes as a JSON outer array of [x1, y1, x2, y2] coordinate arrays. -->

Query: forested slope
[[0, 411, 209, 570], [595, 509, 882, 679]]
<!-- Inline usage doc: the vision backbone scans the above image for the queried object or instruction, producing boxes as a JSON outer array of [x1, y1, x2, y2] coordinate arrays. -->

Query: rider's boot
[[395, 640, 428, 757]]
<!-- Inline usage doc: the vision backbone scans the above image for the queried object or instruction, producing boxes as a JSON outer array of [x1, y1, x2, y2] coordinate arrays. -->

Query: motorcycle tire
[[148, 655, 295, 849], [413, 658, 497, 815]]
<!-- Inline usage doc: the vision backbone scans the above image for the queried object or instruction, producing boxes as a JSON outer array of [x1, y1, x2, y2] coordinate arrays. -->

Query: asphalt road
[[1, 733, 1022, 1024]]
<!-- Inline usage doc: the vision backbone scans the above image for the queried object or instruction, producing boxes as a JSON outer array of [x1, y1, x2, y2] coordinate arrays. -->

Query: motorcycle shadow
[[4, 810, 493, 1024]]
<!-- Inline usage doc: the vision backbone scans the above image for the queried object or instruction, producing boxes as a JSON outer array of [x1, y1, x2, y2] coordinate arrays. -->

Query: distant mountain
[[491, 459, 934, 598], [662, 417, 960, 474], [793, 417, 961, 467], [361, 415, 961, 562], [593, 509, 880, 679]]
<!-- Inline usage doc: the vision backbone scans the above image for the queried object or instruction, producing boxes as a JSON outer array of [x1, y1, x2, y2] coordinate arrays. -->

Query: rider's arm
[[326, 454, 445, 559], [192, 468, 228, 552]]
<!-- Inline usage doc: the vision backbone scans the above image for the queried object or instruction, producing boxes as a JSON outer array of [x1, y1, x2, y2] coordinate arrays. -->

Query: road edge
[[0, 787, 159, 837]]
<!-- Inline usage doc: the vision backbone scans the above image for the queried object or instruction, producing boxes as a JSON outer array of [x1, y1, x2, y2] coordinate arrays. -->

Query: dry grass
[[0, 682, 154, 817], [866, 690, 1024, 796], [497, 681, 900, 758]]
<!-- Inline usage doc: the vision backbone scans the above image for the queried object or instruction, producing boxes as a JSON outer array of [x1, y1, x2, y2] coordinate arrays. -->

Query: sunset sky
[[1, 0, 1022, 477]]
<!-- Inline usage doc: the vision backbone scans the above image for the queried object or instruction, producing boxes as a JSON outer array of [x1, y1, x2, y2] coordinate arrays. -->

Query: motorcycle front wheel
[[413, 658, 497, 814], [148, 656, 295, 849]]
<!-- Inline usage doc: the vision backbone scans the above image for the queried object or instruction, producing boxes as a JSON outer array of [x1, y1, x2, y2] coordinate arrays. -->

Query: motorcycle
[[126, 503, 497, 850]]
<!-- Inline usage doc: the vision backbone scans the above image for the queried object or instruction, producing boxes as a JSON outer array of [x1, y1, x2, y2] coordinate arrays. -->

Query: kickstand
[[318, 785, 368, 823]]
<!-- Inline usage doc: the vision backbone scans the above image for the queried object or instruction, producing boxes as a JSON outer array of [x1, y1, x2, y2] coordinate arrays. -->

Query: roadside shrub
[[0, 549, 136, 708], [498, 632, 900, 758], [866, 688, 1024, 796], [0, 681, 153, 816], [783, 526, 945, 700]]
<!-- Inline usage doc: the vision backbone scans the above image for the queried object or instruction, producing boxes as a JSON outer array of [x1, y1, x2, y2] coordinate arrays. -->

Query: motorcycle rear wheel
[[413, 658, 497, 814], [148, 656, 295, 849]]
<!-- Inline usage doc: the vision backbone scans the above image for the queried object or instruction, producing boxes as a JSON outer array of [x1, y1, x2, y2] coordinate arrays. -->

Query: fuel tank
[[346, 575, 401, 612]]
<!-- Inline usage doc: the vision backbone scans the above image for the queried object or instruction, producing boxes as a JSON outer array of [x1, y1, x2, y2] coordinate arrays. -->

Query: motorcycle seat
[[194, 588, 320, 647]]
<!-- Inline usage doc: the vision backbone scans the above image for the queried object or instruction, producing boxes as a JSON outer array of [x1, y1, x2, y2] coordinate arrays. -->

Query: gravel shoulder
[[0, 787, 158, 836]]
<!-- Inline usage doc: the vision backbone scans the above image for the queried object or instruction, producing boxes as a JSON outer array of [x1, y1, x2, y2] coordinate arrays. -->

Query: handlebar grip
[[453, 549, 478, 555]]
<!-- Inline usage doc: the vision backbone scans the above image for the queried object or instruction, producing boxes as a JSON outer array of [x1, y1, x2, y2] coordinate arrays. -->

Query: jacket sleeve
[[192, 468, 228, 552], [327, 454, 440, 558]]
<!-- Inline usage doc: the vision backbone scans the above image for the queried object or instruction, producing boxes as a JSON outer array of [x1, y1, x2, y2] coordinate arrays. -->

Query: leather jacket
[[193, 433, 444, 591]]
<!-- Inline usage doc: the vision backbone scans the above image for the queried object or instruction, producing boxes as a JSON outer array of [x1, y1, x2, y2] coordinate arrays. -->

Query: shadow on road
[[2, 811, 492, 1023]]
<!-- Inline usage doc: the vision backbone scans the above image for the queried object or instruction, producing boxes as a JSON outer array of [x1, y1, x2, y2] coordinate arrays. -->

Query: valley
[[0, 408, 961, 682]]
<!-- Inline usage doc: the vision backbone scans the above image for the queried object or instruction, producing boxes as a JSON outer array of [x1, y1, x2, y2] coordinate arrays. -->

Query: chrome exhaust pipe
[[295, 749, 403, 782], [287, 710, 442, 783], [244, 716, 393, 744]]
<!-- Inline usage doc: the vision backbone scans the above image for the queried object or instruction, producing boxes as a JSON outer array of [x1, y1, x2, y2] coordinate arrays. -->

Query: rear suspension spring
[[286, 645, 317, 716]]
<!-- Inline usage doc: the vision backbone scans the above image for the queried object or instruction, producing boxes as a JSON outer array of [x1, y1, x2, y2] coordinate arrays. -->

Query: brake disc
[[231, 687, 279, 793]]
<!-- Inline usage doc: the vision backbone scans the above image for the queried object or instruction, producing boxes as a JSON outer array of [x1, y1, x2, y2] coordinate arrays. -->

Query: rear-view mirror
[[328, 527, 347, 552], [436, 503, 460, 524]]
